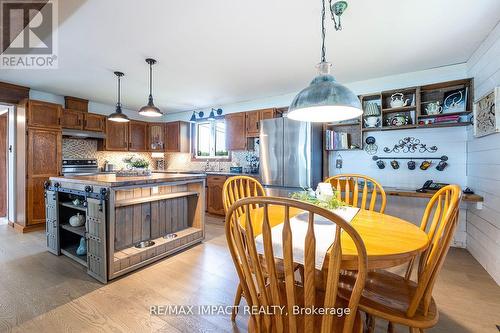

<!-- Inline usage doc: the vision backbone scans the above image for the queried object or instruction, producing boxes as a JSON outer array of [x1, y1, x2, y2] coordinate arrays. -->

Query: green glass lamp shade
[[108, 105, 130, 122], [288, 62, 362, 122], [139, 96, 163, 117]]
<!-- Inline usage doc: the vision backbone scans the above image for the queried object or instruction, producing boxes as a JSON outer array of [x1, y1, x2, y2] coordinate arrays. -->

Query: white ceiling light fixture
[[287, 0, 362, 123], [139, 58, 163, 117]]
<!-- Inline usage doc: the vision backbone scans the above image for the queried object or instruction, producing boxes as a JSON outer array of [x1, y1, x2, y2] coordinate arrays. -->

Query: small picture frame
[[473, 87, 500, 137], [442, 87, 467, 114]]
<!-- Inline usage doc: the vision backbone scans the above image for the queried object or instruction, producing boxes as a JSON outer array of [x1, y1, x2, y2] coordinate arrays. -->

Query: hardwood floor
[[0, 215, 499, 333]]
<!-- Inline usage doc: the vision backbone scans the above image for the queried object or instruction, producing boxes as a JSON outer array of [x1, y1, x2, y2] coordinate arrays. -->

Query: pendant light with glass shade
[[139, 58, 163, 117], [287, 0, 362, 123], [108, 71, 130, 122]]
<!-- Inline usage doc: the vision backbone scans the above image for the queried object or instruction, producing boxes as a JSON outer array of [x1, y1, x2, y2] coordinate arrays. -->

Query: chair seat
[[248, 282, 362, 333], [338, 270, 438, 329]]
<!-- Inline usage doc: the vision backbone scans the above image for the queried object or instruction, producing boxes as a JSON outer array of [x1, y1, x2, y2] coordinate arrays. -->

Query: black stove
[[62, 159, 99, 176]]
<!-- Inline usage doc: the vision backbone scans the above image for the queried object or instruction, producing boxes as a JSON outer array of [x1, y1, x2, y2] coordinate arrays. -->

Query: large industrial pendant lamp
[[108, 71, 130, 122], [139, 58, 163, 117], [288, 0, 362, 123]]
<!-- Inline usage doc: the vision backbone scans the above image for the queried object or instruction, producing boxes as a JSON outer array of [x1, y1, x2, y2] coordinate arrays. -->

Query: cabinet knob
[[85, 185, 93, 193]]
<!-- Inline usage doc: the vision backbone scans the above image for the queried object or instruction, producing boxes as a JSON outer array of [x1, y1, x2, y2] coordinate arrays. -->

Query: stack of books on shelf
[[325, 130, 350, 150], [433, 115, 460, 124]]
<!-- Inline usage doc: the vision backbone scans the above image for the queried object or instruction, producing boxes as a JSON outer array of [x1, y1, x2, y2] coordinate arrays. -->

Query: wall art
[[474, 87, 500, 137]]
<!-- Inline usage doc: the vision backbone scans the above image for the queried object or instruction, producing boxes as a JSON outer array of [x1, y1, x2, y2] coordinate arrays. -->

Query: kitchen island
[[45, 173, 206, 283]]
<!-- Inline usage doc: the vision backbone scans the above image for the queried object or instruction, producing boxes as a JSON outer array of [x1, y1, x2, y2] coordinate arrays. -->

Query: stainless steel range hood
[[62, 129, 106, 139]]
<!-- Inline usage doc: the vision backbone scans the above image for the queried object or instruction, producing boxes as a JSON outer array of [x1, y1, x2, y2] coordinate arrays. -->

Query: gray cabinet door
[[45, 189, 60, 255], [86, 197, 107, 283]]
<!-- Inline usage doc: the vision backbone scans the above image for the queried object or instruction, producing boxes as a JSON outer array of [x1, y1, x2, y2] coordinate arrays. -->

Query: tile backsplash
[[62, 138, 259, 172], [164, 139, 259, 172], [62, 139, 153, 170]]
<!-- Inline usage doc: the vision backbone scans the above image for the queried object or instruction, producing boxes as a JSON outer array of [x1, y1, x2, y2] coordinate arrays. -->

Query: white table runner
[[254, 206, 360, 270]]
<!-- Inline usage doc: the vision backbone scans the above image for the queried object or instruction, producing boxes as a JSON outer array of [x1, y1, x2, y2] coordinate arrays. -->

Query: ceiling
[[0, 0, 499, 114]]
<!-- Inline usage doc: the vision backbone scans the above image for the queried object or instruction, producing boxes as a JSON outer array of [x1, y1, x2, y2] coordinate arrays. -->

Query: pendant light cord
[[149, 62, 153, 98], [321, 0, 327, 63], [117, 75, 121, 107]]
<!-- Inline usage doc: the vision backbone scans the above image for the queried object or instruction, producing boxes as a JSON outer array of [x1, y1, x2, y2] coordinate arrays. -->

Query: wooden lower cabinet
[[26, 128, 61, 225], [206, 175, 227, 215]]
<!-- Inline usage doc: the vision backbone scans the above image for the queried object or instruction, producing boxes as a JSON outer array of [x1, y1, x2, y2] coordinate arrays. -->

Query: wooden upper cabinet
[[128, 121, 148, 151], [84, 113, 105, 132], [61, 109, 83, 129], [246, 108, 277, 137], [26, 128, 61, 225], [225, 113, 247, 151], [105, 119, 129, 151], [245, 111, 260, 137], [260, 108, 276, 120], [26, 100, 61, 129], [165, 121, 190, 153], [64, 96, 88, 112], [148, 123, 165, 151]]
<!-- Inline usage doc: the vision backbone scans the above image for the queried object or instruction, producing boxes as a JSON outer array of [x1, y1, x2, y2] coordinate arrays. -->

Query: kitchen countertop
[[384, 186, 483, 203], [50, 173, 206, 187], [154, 170, 260, 177]]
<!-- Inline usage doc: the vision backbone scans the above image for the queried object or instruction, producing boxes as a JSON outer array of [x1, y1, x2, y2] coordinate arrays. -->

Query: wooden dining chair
[[225, 196, 368, 333], [324, 174, 387, 213], [223, 175, 266, 218], [338, 185, 462, 333], [222, 176, 266, 321]]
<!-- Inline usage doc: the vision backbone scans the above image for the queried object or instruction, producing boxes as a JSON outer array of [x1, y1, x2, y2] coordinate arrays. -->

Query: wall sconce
[[189, 108, 223, 122], [208, 108, 223, 120], [189, 111, 204, 123]]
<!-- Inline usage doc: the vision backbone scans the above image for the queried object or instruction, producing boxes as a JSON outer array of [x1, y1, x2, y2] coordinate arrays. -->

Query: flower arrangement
[[290, 183, 345, 210], [123, 155, 150, 169]]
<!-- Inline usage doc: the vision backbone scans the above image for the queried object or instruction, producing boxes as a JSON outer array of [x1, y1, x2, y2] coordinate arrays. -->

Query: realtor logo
[[1, 0, 58, 69]]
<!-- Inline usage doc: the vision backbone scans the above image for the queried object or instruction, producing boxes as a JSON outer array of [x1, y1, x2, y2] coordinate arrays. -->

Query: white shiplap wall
[[329, 127, 469, 248], [466, 22, 500, 285]]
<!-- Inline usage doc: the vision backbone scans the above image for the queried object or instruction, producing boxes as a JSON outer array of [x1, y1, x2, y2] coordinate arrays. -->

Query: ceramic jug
[[69, 213, 85, 227], [425, 102, 442, 115]]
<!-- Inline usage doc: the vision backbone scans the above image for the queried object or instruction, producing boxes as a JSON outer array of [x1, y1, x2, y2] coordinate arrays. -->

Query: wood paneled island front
[[45, 173, 206, 283]]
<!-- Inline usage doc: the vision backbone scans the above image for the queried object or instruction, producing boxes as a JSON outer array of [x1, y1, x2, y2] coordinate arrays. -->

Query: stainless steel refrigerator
[[259, 118, 323, 196]]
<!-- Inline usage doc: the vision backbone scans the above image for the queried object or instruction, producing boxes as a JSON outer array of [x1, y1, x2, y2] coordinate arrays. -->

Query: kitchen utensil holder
[[372, 155, 448, 161]]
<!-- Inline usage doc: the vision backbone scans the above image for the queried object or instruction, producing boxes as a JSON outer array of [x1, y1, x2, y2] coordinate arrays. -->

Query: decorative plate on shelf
[[443, 88, 467, 113]]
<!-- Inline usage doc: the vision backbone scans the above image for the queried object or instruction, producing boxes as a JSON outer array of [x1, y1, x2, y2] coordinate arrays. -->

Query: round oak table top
[[239, 206, 429, 270]]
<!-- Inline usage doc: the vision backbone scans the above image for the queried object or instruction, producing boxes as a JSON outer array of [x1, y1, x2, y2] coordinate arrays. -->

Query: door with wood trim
[[0, 113, 6, 217]]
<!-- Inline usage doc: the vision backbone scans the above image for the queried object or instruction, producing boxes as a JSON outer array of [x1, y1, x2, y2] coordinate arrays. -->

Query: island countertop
[[50, 173, 206, 187]]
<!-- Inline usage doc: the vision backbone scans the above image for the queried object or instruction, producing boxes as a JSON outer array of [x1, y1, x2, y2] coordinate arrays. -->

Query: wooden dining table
[[239, 206, 429, 271]]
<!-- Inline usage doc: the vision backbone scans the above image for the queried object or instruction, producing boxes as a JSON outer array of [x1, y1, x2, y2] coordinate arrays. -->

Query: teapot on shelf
[[390, 93, 410, 108]]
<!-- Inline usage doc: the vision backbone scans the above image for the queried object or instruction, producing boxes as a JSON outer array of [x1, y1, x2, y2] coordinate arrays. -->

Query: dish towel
[[255, 206, 360, 270]]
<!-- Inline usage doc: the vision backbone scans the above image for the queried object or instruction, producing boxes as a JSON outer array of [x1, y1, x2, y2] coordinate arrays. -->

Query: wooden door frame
[[0, 112, 7, 217], [0, 81, 29, 229]]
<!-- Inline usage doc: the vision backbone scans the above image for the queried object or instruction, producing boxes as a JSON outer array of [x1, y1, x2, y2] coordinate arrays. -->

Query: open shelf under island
[[45, 173, 206, 283]]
